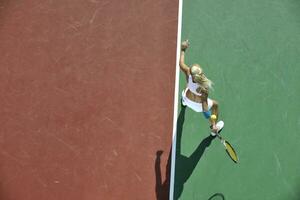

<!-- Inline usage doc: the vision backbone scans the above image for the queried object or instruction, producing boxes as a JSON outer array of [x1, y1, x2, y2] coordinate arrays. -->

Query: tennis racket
[[215, 132, 238, 163]]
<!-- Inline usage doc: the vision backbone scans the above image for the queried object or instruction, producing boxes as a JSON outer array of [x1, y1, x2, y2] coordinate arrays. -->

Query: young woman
[[179, 40, 224, 136]]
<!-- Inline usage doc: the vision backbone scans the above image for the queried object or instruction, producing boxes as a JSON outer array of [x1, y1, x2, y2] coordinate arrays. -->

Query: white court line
[[169, 0, 183, 199]]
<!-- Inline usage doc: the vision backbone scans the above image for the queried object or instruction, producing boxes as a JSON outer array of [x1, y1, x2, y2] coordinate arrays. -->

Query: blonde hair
[[190, 64, 213, 90]]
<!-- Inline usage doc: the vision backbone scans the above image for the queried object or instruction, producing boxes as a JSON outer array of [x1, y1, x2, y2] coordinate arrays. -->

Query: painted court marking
[[169, 0, 183, 199]]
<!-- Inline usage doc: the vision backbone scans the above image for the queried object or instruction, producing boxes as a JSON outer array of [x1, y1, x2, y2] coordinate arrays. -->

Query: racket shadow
[[208, 193, 226, 200], [174, 106, 215, 200]]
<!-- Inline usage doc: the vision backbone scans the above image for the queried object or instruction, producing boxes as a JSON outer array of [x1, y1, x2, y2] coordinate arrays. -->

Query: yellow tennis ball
[[210, 115, 217, 120]]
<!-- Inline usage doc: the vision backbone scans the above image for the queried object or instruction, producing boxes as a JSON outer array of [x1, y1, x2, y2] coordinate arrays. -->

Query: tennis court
[[171, 0, 300, 199], [1, 1, 299, 199]]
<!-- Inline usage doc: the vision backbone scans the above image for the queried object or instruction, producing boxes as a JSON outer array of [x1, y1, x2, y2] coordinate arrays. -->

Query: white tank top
[[187, 75, 202, 96]]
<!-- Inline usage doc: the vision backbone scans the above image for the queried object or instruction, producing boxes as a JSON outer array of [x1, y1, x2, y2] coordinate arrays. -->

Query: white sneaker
[[210, 121, 224, 136], [181, 98, 187, 107]]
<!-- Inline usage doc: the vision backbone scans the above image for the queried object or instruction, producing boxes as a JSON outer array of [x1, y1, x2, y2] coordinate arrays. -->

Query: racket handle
[[216, 133, 222, 140]]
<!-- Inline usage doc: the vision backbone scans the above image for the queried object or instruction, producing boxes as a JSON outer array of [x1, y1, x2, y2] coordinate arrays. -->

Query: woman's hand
[[211, 124, 218, 133], [181, 40, 189, 51]]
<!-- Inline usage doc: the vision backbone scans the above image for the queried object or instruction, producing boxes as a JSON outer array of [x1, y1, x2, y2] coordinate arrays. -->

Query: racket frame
[[215, 132, 238, 163]]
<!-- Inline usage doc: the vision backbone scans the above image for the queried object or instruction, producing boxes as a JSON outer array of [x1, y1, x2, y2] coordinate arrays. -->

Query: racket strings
[[225, 141, 238, 163]]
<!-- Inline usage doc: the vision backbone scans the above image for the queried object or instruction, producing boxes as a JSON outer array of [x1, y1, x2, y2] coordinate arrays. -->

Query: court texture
[[0, 0, 299, 200], [170, 0, 300, 199]]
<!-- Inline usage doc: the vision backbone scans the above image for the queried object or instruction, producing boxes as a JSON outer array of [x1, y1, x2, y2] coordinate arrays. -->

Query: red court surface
[[0, 1, 178, 199]]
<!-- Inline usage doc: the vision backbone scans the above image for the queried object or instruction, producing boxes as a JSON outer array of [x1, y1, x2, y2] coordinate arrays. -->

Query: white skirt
[[181, 88, 213, 112]]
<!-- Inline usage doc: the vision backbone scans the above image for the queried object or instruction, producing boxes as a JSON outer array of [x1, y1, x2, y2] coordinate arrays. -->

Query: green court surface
[[173, 0, 300, 199]]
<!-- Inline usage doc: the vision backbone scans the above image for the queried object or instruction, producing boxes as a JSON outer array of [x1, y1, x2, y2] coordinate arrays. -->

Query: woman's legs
[[211, 100, 219, 119], [209, 100, 220, 133]]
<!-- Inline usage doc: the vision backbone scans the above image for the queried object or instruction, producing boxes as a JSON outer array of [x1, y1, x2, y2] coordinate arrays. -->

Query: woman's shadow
[[155, 105, 215, 200]]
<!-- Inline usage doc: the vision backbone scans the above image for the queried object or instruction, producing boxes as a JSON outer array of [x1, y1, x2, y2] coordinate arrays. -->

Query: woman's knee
[[212, 100, 219, 108]]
